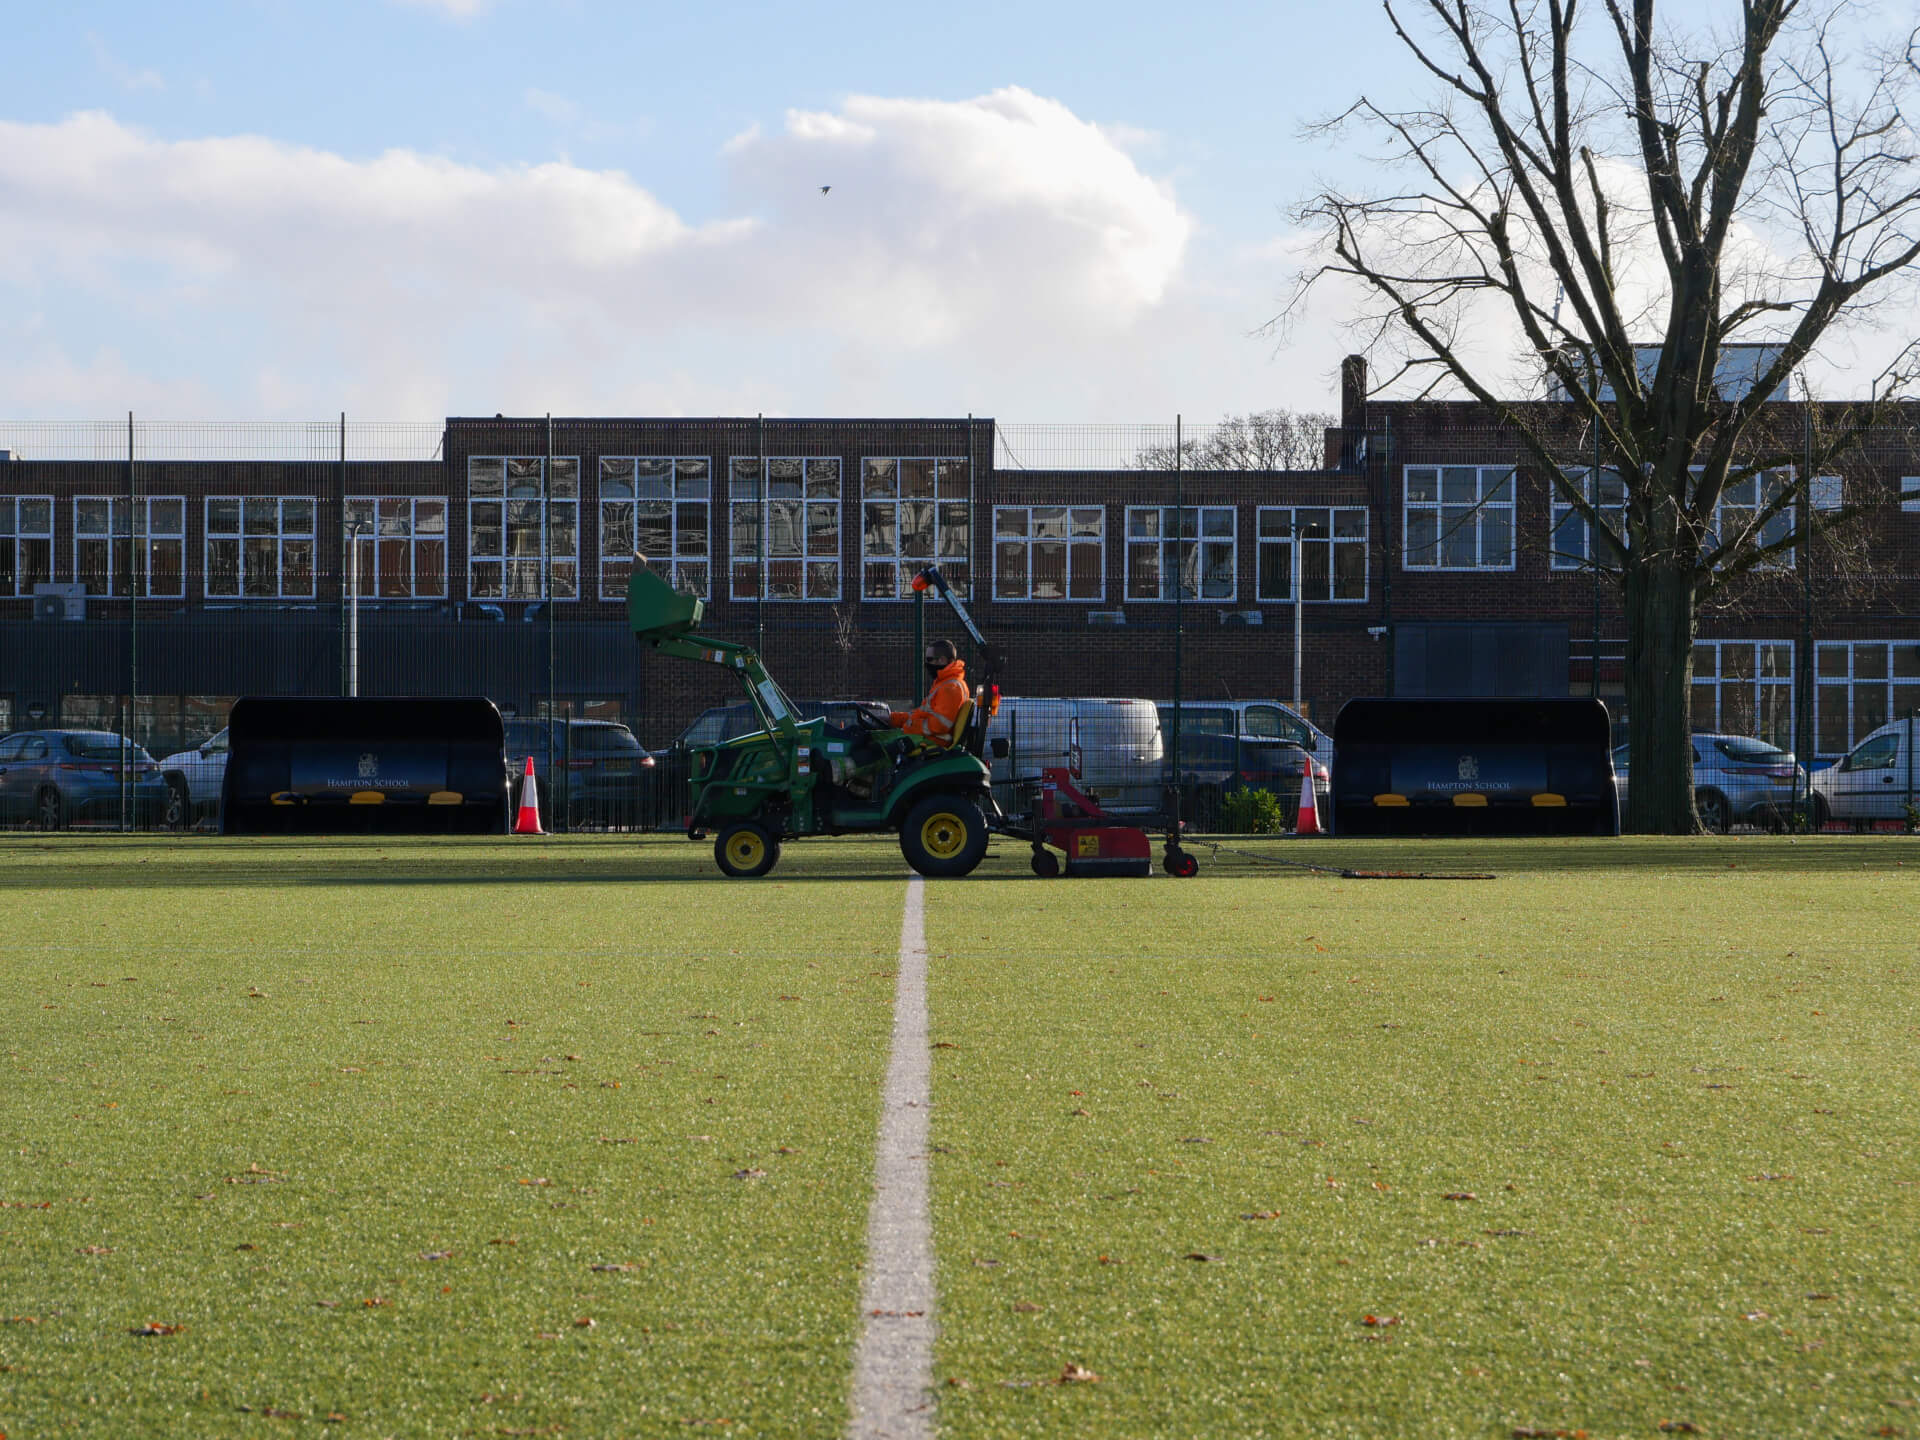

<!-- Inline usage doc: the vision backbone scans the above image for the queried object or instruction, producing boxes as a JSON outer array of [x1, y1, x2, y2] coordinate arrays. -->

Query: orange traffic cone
[[1294, 764, 1323, 837], [513, 756, 544, 835]]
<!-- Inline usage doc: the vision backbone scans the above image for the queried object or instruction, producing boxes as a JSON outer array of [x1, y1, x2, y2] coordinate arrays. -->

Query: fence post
[[912, 584, 924, 699], [545, 414, 559, 833], [124, 411, 136, 833], [1169, 415, 1183, 836]]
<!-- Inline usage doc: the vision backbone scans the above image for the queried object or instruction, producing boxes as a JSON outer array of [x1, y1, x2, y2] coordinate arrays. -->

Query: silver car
[[1612, 732, 1807, 832], [1809, 718, 1918, 828], [155, 727, 229, 829]]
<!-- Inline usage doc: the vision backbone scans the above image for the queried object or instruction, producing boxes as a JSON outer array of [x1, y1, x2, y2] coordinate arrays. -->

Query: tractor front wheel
[[715, 822, 781, 878], [899, 795, 990, 878]]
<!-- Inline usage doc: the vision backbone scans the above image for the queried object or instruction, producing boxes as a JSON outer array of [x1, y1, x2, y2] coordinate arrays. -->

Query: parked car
[[0, 730, 169, 829], [674, 699, 887, 750], [1611, 732, 1807, 832], [1810, 718, 1918, 828], [155, 726, 230, 829], [1156, 700, 1333, 771], [986, 697, 1166, 814], [1167, 731, 1329, 831], [504, 719, 657, 830]]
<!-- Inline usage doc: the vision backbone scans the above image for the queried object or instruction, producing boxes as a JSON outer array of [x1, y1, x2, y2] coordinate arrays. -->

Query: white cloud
[[0, 94, 1341, 422], [87, 32, 164, 93]]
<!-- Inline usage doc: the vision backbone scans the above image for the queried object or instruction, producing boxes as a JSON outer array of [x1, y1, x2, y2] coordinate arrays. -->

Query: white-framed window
[[598, 457, 710, 600], [1900, 476, 1919, 512], [205, 497, 316, 600], [1549, 468, 1628, 571], [1691, 640, 1795, 751], [0, 496, 55, 596], [1255, 506, 1368, 602], [993, 505, 1103, 601], [344, 497, 448, 600], [75, 497, 187, 598], [1125, 505, 1237, 601], [1403, 465, 1515, 570], [1708, 467, 1795, 570], [1811, 475, 1844, 512], [468, 457, 579, 602], [728, 457, 842, 601], [1815, 640, 1920, 756], [861, 458, 970, 599]]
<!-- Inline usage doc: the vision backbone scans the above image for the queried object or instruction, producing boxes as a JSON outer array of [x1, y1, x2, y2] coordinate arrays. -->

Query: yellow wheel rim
[[920, 812, 967, 860], [726, 832, 765, 869]]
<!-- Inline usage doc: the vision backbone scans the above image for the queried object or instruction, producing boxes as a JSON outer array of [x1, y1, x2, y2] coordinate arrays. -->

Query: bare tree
[[1290, 0, 1920, 832], [1136, 408, 1339, 470]]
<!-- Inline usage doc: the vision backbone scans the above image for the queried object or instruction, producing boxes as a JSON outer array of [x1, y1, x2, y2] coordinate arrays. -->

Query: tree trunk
[[1621, 560, 1701, 834]]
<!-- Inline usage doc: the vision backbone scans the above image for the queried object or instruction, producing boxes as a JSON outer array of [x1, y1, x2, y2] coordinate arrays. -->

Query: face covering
[[925, 657, 944, 677]]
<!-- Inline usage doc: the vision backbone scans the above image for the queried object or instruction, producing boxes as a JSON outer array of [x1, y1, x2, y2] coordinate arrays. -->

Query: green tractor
[[628, 559, 1001, 878]]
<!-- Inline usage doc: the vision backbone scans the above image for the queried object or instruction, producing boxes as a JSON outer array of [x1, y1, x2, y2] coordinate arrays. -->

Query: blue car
[[0, 729, 170, 830]]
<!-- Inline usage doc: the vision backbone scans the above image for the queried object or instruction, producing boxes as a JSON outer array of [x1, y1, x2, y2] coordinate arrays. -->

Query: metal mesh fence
[[1, 411, 1915, 837]]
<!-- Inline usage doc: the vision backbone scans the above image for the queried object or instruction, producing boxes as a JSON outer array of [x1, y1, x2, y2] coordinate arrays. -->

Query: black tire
[[164, 777, 192, 832], [1030, 848, 1060, 878], [1696, 789, 1731, 834], [715, 822, 780, 877], [899, 794, 989, 878], [36, 787, 64, 833], [1163, 849, 1199, 878]]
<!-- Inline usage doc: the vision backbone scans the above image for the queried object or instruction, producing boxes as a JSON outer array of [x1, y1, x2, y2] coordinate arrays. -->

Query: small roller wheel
[[715, 822, 780, 878], [1030, 848, 1060, 878], [1163, 849, 1199, 878]]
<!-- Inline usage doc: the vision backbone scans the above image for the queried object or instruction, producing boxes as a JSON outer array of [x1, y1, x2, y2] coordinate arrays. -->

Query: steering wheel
[[853, 701, 894, 731]]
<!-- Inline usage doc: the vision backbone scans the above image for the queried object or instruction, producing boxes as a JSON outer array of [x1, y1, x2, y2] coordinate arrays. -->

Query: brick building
[[2, 363, 1916, 759]]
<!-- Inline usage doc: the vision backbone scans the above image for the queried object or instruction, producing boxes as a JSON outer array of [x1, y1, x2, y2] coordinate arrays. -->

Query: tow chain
[[1194, 839, 1496, 881]]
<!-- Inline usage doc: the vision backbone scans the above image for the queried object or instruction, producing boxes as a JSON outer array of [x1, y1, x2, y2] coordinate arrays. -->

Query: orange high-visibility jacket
[[891, 659, 969, 746]]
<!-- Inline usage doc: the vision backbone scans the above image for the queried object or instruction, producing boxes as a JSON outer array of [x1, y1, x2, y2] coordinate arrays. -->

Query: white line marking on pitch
[[847, 874, 936, 1440]]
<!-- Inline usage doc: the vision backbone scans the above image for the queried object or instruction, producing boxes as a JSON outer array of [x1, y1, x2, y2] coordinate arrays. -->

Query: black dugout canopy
[[221, 696, 509, 835], [1331, 698, 1619, 837]]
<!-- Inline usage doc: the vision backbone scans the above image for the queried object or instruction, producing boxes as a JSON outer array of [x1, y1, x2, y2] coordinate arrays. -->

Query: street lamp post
[[346, 517, 370, 698]]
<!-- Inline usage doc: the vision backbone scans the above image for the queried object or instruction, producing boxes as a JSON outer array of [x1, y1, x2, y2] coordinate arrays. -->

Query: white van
[[985, 697, 1165, 815], [1810, 717, 1918, 826], [1155, 700, 1332, 769]]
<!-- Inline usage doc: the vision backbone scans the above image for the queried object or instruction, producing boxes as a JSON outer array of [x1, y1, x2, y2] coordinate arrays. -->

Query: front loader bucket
[[627, 556, 704, 642], [1331, 698, 1618, 837], [220, 696, 509, 835]]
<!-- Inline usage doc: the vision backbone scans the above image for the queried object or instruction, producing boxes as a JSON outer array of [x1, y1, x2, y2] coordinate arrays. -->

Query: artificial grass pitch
[[0, 835, 912, 1438], [3, 833, 1916, 1439], [927, 837, 1920, 1438]]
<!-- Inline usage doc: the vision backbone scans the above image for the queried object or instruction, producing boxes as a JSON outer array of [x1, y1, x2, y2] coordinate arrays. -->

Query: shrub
[[1220, 786, 1288, 835]]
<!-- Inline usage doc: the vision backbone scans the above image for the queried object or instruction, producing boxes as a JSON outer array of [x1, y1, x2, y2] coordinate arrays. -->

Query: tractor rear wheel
[[899, 795, 989, 878], [715, 822, 781, 878]]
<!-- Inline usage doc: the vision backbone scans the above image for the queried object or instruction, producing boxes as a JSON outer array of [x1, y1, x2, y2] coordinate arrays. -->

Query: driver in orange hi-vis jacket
[[891, 639, 969, 746]]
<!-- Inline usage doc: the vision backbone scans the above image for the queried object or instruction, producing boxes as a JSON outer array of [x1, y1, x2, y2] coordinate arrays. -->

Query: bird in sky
[[820, 185, 831, 195]]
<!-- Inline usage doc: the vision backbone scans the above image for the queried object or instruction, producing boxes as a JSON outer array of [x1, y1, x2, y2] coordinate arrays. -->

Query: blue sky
[[0, 0, 1896, 423]]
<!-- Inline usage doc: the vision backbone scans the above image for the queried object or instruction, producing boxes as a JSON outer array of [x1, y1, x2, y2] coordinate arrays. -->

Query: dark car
[[675, 699, 887, 749], [0, 730, 169, 830], [1166, 731, 1326, 831], [503, 719, 657, 830]]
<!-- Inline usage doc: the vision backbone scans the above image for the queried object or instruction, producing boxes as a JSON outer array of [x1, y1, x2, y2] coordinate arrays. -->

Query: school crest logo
[[1456, 754, 1480, 782], [358, 752, 380, 779]]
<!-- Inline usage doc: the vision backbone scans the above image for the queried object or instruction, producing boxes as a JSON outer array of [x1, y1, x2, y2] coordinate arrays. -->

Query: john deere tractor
[[628, 559, 1000, 878]]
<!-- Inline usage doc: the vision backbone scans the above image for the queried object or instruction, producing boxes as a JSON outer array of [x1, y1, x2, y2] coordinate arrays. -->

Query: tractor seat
[[900, 696, 974, 759]]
